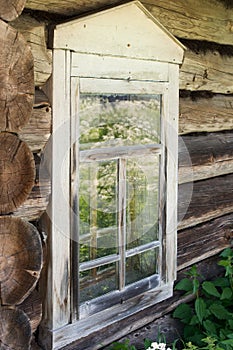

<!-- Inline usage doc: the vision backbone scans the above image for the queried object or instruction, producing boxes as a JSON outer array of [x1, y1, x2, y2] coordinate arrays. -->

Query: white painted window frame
[[40, 50, 179, 350]]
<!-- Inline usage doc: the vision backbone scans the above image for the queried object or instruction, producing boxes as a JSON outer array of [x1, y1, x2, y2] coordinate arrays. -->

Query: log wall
[[6, 0, 232, 348]]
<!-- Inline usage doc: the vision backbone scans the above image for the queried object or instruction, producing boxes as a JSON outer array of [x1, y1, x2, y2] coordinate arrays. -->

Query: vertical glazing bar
[[118, 158, 127, 291], [159, 91, 168, 280], [90, 164, 98, 276], [70, 76, 80, 321]]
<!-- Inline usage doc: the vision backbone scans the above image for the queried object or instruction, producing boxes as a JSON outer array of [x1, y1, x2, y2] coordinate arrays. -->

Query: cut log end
[[0, 132, 35, 214], [0, 216, 43, 305], [0, 306, 31, 349], [0, 0, 26, 21], [0, 20, 34, 132]]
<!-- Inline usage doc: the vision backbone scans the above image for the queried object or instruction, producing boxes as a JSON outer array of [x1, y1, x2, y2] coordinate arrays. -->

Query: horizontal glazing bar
[[79, 253, 120, 272], [126, 241, 161, 258], [80, 144, 161, 163]]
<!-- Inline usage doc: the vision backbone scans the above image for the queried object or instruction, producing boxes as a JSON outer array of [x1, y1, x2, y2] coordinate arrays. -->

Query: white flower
[[146, 342, 169, 350]]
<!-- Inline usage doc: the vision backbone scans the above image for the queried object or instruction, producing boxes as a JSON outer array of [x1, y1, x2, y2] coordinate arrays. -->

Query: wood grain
[[18, 289, 42, 333], [144, 0, 233, 46], [177, 213, 232, 270], [0, 216, 43, 305], [180, 49, 233, 93], [179, 132, 233, 183], [0, 20, 34, 131], [178, 173, 233, 230], [0, 307, 31, 350], [179, 94, 233, 134], [0, 0, 26, 21], [10, 14, 52, 87], [0, 132, 35, 214]]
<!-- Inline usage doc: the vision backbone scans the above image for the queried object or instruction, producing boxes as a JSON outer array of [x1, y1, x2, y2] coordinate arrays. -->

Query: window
[[40, 3, 184, 349], [72, 81, 165, 319]]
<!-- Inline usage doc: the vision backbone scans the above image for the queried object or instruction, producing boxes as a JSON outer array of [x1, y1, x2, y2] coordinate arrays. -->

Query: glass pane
[[126, 248, 159, 285], [79, 160, 118, 263], [80, 262, 118, 303], [79, 94, 161, 150], [126, 155, 160, 250]]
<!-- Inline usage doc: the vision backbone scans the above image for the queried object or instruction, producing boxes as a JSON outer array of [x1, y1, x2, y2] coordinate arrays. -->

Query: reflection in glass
[[80, 262, 118, 303], [126, 155, 160, 249], [126, 248, 159, 285], [79, 94, 161, 150], [79, 161, 118, 263]]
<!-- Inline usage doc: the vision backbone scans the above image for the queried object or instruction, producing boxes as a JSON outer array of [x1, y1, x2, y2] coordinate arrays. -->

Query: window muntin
[[75, 85, 165, 318]]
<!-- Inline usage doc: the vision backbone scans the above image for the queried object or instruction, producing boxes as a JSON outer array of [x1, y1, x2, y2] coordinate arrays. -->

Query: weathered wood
[[179, 94, 233, 134], [179, 132, 233, 183], [177, 213, 233, 270], [10, 14, 52, 87], [25, 0, 127, 16], [180, 49, 233, 94], [0, 20, 34, 132], [144, 0, 233, 46], [25, 0, 233, 46], [0, 307, 31, 350], [62, 255, 226, 350], [19, 103, 52, 153], [0, 132, 35, 214], [108, 255, 226, 350], [13, 153, 51, 222], [0, 0, 26, 21], [0, 216, 43, 305], [178, 173, 233, 230], [9, 13, 233, 93], [18, 289, 42, 333]]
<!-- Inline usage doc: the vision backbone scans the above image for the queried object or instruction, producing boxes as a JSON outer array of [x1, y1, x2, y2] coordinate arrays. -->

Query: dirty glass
[[79, 94, 161, 150], [126, 155, 160, 250]]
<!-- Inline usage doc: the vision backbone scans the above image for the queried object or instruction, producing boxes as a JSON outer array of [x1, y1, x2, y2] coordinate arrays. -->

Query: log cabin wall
[[2, 0, 232, 348]]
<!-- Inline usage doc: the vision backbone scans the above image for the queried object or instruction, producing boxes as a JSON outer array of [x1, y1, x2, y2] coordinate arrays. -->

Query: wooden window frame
[[40, 50, 179, 350]]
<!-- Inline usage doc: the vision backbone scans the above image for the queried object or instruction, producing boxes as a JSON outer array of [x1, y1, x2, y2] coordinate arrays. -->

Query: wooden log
[[9, 11, 233, 93], [0, 20, 34, 132], [179, 94, 233, 134], [0, 0, 26, 21], [0, 216, 43, 305], [144, 0, 233, 46], [180, 49, 233, 94], [24, 0, 233, 51], [179, 132, 233, 183], [177, 213, 233, 270], [19, 101, 52, 153], [10, 14, 52, 87], [0, 306, 31, 350], [109, 255, 226, 350], [0, 132, 35, 214], [18, 289, 42, 333], [61, 255, 225, 350], [13, 153, 51, 222], [178, 173, 233, 230], [25, 0, 125, 16]]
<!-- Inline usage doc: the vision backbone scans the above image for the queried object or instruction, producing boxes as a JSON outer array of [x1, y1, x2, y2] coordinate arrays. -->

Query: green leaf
[[220, 248, 233, 258], [144, 338, 152, 348], [221, 287, 233, 300], [193, 279, 200, 295], [190, 315, 199, 325], [175, 278, 193, 293], [202, 281, 221, 298], [203, 319, 217, 335], [209, 303, 230, 320], [228, 320, 233, 329], [173, 303, 193, 324], [213, 277, 230, 288], [195, 298, 207, 324]]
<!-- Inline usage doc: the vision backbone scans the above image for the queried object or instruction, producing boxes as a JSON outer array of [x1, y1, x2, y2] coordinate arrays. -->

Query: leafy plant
[[173, 248, 233, 349]]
